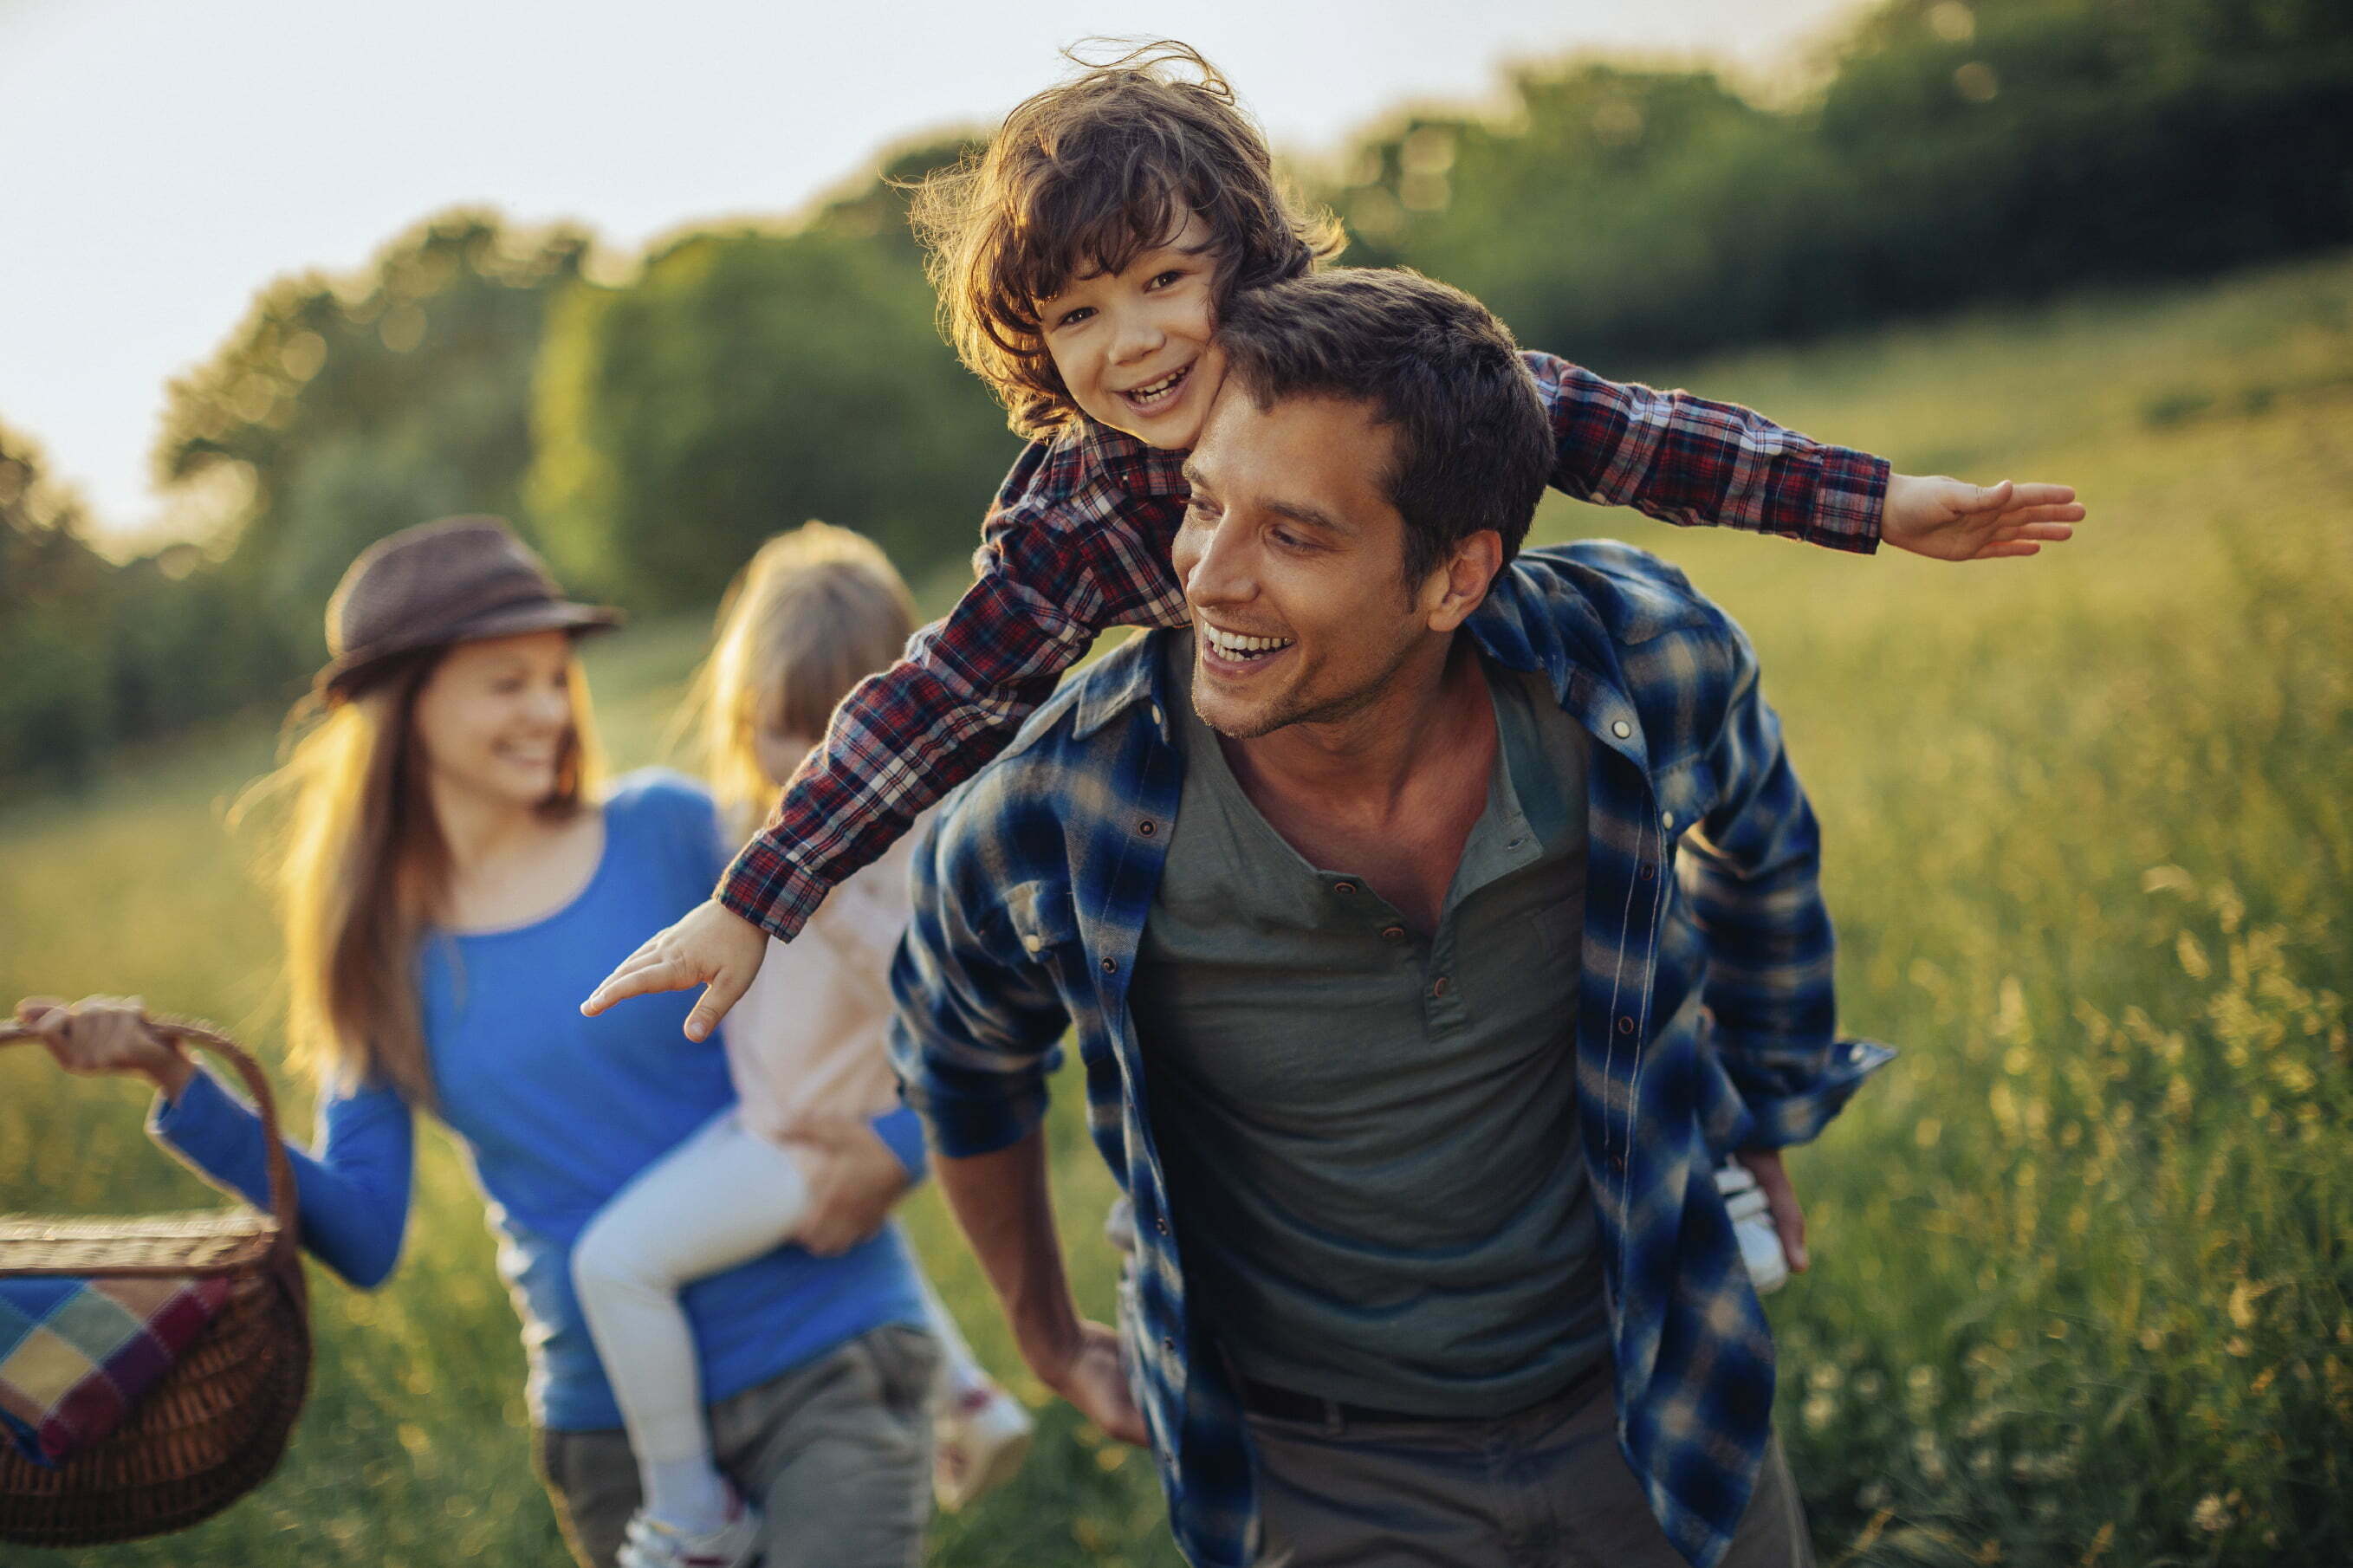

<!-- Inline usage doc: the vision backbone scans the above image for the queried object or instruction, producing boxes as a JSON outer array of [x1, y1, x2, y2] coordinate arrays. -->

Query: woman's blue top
[[148, 770, 930, 1430]]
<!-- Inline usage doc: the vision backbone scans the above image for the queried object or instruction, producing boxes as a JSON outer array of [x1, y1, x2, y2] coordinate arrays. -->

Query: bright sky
[[0, 0, 1868, 546]]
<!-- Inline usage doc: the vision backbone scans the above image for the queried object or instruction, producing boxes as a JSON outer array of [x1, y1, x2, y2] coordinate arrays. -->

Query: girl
[[18, 515, 938, 1568], [569, 522, 1032, 1561]]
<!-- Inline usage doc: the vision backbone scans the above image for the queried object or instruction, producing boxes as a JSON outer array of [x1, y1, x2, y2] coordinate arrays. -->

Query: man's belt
[[1234, 1360, 1608, 1429]]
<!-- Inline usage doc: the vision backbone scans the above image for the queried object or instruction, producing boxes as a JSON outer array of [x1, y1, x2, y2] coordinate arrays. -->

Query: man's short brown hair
[[1215, 268, 1553, 586], [911, 40, 1342, 439]]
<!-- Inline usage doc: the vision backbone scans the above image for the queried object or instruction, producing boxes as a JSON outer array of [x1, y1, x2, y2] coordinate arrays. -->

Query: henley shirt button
[[1611, 720, 1633, 739], [1157, 1217, 1169, 1234], [1638, 863, 1656, 881], [1138, 819, 1157, 836], [1381, 926, 1407, 942], [1334, 881, 1358, 897], [1662, 810, 1676, 829], [1431, 975, 1450, 998], [1616, 1015, 1636, 1034], [1100, 957, 1118, 974], [1151, 704, 1164, 728], [1022, 934, 1045, 954]]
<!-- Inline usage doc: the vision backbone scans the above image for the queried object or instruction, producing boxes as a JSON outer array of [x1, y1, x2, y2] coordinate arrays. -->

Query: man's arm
[[934, 1134, 1145, 1445], [1676, 618, 1890, 1150], [884, 800, 1145, 1442]]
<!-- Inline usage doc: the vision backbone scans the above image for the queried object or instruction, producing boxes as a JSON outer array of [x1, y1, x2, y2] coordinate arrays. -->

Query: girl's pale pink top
[[722, 820, 923, 1144]]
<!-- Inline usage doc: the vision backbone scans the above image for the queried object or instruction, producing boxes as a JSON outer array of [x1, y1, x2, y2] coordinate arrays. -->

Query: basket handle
[[0, 1015, 300, 1254]]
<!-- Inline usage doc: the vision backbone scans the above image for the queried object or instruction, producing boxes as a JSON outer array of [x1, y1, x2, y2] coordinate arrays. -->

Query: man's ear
[[1423, 530, 1504, 632]]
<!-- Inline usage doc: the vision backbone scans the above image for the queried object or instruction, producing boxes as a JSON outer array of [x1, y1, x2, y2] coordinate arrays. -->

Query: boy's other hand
[[580, 897, 767, 1040], [1884, 474, 2084, 561]]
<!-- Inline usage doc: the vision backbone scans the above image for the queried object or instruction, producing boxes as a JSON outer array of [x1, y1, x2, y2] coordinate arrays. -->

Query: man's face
[[1037, 213, 1224, 450], [1172, 387, 1437, 739]]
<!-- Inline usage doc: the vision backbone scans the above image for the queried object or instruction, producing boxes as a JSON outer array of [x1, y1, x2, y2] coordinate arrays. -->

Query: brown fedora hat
[[314, 515, 622, 703]]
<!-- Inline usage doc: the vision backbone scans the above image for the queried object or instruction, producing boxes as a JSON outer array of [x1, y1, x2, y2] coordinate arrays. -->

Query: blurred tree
[[1327, 0, 2353, 366], [0, 421, 114, 786], [159, 210, 591, 666], [530, 138, 1015, 611]]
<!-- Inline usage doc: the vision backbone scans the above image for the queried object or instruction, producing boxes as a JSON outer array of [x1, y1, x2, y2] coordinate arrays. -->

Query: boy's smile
[[1040, 214, 1224, 450]]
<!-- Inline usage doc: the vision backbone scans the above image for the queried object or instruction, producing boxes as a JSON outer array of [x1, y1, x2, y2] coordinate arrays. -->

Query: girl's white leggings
[[570, 1105, 980, 1470]]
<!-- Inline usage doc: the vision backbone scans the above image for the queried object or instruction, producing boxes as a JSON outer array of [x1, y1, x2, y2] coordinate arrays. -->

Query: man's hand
[[1731, 1147, 1810, 1274], [1037, 1319, 1149, 1447], [783, 1116, 912, 1256], [580, 897, 768, 1040], [15, 995, 195, 1100], [1883, 474, 2084, 561]]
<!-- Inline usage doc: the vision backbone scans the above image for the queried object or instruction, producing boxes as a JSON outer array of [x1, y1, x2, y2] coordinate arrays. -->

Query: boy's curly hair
[[911, 39, 1344, 439]]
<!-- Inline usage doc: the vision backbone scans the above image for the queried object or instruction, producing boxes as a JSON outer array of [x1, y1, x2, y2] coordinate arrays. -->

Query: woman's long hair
[[237, 649, 600, 1108], [674, 522, 915, 842]]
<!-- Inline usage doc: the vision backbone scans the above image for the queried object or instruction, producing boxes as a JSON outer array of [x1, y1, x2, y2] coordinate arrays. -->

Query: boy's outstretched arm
[[1527, 351, 2083, 557], [580, 437, 1167, 1037]]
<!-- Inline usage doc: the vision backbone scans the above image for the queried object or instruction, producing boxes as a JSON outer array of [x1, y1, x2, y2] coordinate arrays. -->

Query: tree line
[[5, 0, 2348, 789]]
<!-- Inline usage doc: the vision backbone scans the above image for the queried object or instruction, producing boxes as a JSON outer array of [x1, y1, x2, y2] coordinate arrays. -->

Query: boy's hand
[[580, 897, 767, 1040], [1883, 475, 2084, 561]]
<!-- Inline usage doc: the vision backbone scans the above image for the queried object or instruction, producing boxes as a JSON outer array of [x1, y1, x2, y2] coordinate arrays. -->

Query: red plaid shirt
[[716, 351, 1890, 938]]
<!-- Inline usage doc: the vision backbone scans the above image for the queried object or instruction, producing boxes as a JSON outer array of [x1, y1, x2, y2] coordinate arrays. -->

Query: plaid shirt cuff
[[1734, 1038, 1896, 1148], [716, 846, 832, 943], [899, 1067, 1053, 1162], [1802, 446, 1890, 554]]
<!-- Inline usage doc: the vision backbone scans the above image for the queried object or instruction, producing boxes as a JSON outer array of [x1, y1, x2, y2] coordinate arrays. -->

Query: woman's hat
[[314, 515, 623, 703]]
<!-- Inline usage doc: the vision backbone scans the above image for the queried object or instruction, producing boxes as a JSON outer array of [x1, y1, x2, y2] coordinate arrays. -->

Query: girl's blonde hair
[[684, 522, 917, 839], [239, 649, 600, 1108]]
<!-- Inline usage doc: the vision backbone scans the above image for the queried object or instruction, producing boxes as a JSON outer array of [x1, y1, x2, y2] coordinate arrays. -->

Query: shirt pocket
[[1654, 757, 1720, 847], [1003, 878, 1081, 961]]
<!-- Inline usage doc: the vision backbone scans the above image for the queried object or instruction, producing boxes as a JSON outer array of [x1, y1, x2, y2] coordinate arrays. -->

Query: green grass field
[[4, 251, 2349, 1566]]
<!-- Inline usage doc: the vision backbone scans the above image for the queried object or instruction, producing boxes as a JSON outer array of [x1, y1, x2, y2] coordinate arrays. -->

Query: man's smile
[[1198, 620, 1296, 675]]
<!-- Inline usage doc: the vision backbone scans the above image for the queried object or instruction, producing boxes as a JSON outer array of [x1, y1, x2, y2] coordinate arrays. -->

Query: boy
[[581, 41, 2079, 1037]]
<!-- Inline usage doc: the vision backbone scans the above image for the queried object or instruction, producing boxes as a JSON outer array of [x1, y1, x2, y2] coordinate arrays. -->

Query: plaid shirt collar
[[898, 541, 1891, 1568]]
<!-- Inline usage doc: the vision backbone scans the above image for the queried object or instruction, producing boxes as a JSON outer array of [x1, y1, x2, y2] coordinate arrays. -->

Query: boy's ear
[[1424, 530, 1504, 632]]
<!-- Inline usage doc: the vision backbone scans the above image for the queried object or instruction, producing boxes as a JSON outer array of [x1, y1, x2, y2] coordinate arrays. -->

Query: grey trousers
[[1248, 1370, 1814, 1568], [534, 1322, 939, 1568]]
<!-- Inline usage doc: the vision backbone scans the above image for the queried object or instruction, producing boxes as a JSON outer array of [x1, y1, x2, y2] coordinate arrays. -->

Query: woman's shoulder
[[600, 768, 722, 859]]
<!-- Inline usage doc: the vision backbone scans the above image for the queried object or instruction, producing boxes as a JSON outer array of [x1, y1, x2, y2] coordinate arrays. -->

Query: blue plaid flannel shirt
[[889, 540, 1895, 1568]]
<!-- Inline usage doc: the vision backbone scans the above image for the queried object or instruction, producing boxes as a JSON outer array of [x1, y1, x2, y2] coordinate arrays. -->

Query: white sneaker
[[1715, 1159, 1790, 1294], [932, 1383, 1034, 1513], [616, 1491, 761, 1568]]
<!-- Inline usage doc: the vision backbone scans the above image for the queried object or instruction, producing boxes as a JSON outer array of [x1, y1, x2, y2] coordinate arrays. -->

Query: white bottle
[[1715, 1159, 1790, 1294]]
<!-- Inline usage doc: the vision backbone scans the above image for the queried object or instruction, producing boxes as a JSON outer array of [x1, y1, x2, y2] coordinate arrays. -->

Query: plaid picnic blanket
[[0, 1275, 231, 1467]]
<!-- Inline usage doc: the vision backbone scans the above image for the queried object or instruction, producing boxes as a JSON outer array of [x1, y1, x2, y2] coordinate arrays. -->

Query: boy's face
[[1038, 213, 1223, 450]]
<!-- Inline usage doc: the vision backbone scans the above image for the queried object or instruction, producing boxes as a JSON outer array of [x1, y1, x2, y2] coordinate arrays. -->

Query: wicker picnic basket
[[0, 1017, 311, 1547]]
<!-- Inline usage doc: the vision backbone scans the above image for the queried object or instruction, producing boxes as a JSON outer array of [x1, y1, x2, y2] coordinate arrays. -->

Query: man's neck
[[1219, 633, 1486, 820], [1215, 635, 1497, 932]]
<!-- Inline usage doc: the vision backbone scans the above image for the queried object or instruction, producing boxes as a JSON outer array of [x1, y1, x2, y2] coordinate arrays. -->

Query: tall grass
[[4, 251, 2349, 1565]]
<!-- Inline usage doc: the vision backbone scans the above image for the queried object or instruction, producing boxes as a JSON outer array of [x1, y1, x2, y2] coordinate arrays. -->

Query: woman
[[16, 515, 939, 1568]]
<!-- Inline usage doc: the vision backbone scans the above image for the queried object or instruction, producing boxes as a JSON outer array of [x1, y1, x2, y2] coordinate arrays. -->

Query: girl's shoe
[[616, 1491, 762, 1568], [933, 1383, 1034, 1512]]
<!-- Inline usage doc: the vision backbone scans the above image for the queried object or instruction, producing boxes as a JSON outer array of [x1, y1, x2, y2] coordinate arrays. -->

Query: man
[[888, 268, 1893, 1568]]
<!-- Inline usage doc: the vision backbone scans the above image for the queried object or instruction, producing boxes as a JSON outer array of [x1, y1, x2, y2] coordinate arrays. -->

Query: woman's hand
[[784, 1116, 912, 1255], [13, 995, 196, 1101]]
